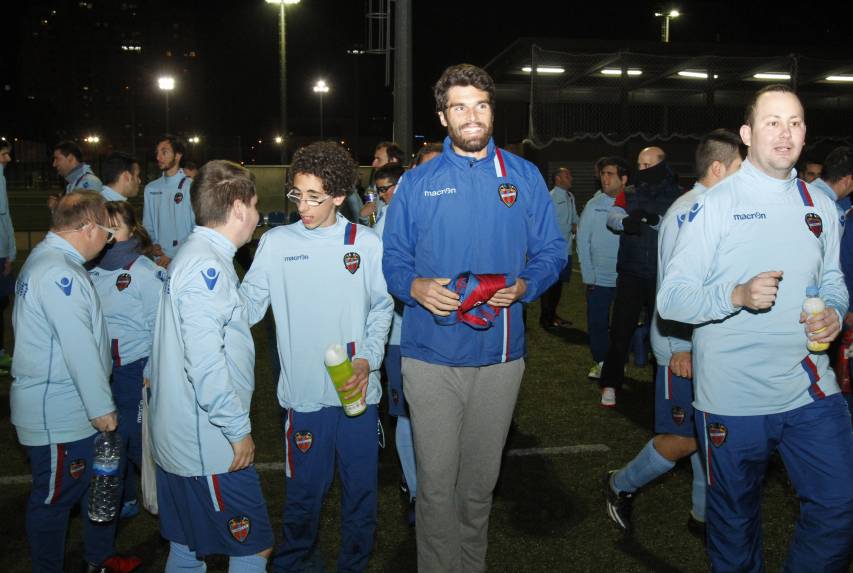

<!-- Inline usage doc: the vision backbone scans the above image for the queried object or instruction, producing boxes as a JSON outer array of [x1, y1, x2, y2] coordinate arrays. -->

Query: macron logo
[[733, 212, 767, 221], [284, 255, 309, 262], [424, 187, 456, 198]]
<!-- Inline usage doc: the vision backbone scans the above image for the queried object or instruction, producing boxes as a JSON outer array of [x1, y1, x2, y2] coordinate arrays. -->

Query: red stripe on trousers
[[211, 474, 225, 512]]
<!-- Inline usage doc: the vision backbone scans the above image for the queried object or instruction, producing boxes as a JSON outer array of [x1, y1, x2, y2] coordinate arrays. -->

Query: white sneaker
[[588, 362, 603, 379], [601, 387, 616, 408]]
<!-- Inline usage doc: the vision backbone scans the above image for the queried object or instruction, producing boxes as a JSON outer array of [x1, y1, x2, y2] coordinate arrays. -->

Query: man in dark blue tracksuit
[[382, 64, 566, 573]]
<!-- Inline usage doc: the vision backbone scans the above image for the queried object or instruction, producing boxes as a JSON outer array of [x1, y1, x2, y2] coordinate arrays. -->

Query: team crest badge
[[708, 423, 728, 447], [116, 273, 132, 291], [228, 516, 251, 542], [498, 183, 518, 208], [69, 459, 86, 479], [343, 252, 361, 274], [174, 192, 184, 205], [295, 432, 313, 453], [201, 268, 219, 291], [671, 406, 685, 426], [805, 213, 822, 238]]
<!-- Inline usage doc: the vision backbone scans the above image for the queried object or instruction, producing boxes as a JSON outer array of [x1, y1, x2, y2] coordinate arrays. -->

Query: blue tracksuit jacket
[[657, 159, 848, 415], [381, 137, 567, 367], [149, 227, 255, 476], [10, 233, 114, 446]]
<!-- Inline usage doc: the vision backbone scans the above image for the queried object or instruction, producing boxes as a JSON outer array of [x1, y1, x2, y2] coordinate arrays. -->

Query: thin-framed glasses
[[286, 188, 332, 208], [95, 223, 119, 242]]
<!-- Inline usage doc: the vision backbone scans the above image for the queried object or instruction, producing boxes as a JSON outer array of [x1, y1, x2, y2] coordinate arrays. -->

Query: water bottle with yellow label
[[325, 343, 367, 416]]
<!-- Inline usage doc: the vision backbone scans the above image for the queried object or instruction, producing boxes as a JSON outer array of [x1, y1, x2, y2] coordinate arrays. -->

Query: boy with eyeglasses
[[241, 141, 394, 572]]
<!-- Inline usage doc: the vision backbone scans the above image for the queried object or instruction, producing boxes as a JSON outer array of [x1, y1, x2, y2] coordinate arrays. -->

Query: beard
[[447, 121, 493, 153]]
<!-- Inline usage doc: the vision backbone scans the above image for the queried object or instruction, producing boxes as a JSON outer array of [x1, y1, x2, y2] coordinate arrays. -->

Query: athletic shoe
[[83, 555, 142, 573], [119, 499, 139, 520], [588, 362, 603, 379], [603, 471, 633, 533], [0, 353, 12, 369], [687, 513, 707, 545], [601, 387, 616, 408]]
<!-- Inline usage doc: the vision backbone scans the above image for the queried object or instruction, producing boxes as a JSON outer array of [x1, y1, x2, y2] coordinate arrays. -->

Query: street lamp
[[654, 9, 680, 43], [188, 135, 201, 144], [266, 0, 301, 164], [313, 79, 329, 139], [157, 76, 175, 132], [275, 135, 284, 144]]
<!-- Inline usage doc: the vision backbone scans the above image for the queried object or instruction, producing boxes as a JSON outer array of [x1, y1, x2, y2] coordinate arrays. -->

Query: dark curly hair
[[433, 64, 495, 113], [288, 141, 357, 198]]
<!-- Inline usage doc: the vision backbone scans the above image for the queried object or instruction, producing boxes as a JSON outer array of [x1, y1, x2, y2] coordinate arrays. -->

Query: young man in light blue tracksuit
[[605, 130, 743, 539], [11, 191, 140, 573], [142, 135, 195, 260], [99, 151, 142, 203], [149, 160, 272, 572], [658, 85, 853, 572], [576, 157, 626, 378], [382, 64, 566, 573], [241, 141, 393, 572]]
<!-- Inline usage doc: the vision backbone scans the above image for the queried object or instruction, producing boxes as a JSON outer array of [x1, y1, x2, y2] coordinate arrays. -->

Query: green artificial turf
[[0, 273, 817, 572]]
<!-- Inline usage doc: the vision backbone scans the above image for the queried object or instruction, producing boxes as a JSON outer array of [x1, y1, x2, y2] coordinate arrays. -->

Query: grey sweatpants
[[401, 357, 525, 573]]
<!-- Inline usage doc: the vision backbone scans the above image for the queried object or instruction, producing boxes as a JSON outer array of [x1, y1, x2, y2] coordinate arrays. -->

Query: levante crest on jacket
[[174, 192, 184, 205], [498, 183, 518, 208], [343, 252, 361, 274], [805, 213, 822, 238], [116, 272, 132, 291]]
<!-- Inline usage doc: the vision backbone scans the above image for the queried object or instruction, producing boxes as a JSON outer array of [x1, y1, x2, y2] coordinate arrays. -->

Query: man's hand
[[229, 434, 255, 472], [360, 202, 377, 218], [670, 351, 692, 379], [91, 411, 118, 432], [411, 278, 461, 316], [487, 278, 527, 307], [3, 259, 12, 277], [156, 254, 171, 269], [731, 271, 783, 310], [339, 358, 370, 403], [800, 308, 842, 344]]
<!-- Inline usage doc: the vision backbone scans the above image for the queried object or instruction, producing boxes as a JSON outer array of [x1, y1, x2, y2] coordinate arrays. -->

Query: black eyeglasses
[[375, 182, 398, 194]]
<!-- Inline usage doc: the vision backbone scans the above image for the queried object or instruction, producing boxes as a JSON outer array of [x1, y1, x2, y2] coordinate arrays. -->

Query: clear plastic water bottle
[[803, 285, 830, 353], [88, 431, 121, 522]]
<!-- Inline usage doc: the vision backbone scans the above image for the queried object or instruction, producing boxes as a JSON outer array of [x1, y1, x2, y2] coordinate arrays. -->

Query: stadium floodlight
[[520, 66, 565, 74], [601, 68, 643, 76], [753, 73, 791, 80]]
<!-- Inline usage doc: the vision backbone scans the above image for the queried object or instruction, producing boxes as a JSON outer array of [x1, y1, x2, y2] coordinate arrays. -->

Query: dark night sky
[[7, 0, 853, 158], [199, 0, 851, 141]]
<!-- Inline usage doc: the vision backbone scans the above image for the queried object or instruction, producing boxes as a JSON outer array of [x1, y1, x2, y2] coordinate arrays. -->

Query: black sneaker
[[687, 513, 707, 545], [603, 470, 633, 533]]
